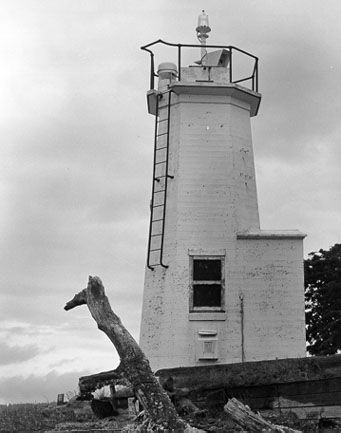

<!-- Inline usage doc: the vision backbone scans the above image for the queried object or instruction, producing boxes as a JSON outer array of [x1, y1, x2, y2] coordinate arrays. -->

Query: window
[[190, 256, 225, 311]]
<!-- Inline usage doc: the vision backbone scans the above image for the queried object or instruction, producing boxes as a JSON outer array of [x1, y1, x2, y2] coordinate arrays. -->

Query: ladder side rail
[[147, 94, 161, 270], [159, 91, 173, 269]]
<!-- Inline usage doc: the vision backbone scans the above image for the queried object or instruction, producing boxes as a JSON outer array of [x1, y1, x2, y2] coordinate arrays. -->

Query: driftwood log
[[64, 276, 202, 432], [78, 368, 125, 395], [224, 398, 300, 433]]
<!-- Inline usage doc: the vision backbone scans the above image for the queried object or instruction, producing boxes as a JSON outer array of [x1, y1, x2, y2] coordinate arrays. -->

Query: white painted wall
[[236, 236, 306, 361], [140, 66, 306, 372]]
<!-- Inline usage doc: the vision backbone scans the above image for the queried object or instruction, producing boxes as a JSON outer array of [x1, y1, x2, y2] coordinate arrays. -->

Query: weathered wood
[[271, 405, 341, 420], [64, 276, 193, 432], [156, 354, 341, 392], [78, 369, 129, 394], [223, 376, 341, 414], [224, 398, 301, 433]]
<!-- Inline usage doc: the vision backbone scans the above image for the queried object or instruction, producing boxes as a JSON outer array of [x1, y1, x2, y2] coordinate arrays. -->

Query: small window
[[190, 256, 225, 311]]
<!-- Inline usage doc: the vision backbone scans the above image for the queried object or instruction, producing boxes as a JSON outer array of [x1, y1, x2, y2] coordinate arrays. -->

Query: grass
[[0, 402, 86, 432], [0, 400, 135, 433], [1, 400, 340, 432]]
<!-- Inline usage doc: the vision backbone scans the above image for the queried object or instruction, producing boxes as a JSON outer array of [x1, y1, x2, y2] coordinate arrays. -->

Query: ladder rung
[[156, 146, 167, 150], [152, 218, 164, 222], [157, 118, 168, 123], [155, 160, 167, 165], [156, 132, 168, 137], [153, 204, 165, 208], [154, 174, 172, 180], [154, 190, 165, 193], [150, 248, 162, 252], [151, 234, 162, 237]]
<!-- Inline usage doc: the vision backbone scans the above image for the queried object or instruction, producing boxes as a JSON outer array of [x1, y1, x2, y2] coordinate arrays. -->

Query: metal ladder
[[147, 91, 173, 270]]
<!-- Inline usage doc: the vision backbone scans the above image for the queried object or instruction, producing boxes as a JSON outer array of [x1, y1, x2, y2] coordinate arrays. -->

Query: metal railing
[[141, 39, 259, 92]]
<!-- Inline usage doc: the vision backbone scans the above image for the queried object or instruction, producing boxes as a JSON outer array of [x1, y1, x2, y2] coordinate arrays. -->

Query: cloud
[[0, 323, 58, 338], [0, 318, 121, 387], [0, 370, 90, 404], [256, 150, 341, 255], [0, 342, 40, 366], [252, 25, 341, 164], [48, 358, 77, 369]]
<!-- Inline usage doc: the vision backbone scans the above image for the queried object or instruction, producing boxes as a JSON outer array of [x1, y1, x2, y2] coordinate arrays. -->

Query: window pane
[[193, 259, 221, 281], [193, 284, 221, 307]]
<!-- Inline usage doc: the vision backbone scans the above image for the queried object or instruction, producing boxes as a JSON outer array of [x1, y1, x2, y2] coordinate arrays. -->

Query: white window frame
[[189, 255, 225, 312]]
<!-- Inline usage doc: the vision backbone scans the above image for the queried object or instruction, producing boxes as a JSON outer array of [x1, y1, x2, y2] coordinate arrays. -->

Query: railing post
[[229, 47, 232, 83], [150, 53, 155, 90], [255, 58, 258, 92], [177, 44, 181, 81]]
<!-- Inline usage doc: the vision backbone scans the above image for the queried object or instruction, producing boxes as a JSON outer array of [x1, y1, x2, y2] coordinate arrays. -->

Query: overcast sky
[[0, 0, 340, 404]]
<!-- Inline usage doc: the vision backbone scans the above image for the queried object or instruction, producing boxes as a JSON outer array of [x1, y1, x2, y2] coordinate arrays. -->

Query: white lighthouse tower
[[140, 12, 306, 372]]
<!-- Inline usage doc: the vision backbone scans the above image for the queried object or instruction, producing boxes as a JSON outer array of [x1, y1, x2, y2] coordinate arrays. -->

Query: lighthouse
[[140, 12, 306, 372]]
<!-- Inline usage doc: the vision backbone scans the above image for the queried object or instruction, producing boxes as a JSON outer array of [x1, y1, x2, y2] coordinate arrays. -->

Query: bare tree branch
[[64, 276, 189, 431], [64, 288, 87, 310]]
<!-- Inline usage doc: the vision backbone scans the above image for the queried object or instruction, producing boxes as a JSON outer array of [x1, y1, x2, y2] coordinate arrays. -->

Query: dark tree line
[[305, 243, 341, 355]]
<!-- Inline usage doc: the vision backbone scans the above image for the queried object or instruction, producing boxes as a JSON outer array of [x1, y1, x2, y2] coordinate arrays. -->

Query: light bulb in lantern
[[196, 10, 211, 36]]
